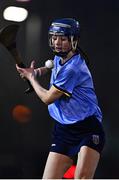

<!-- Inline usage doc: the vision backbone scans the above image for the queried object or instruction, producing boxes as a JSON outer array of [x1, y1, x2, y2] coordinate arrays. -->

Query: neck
[[61, 51, 75, 64]]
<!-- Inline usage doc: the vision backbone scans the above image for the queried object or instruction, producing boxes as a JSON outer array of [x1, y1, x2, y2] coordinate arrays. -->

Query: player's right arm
[[16, 61, 62, 105]]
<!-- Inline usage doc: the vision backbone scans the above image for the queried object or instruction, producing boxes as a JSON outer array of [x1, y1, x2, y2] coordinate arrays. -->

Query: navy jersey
[[48, 54, 102, 124]]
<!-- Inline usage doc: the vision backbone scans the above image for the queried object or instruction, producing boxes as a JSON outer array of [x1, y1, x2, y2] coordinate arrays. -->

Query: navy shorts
[[50, 116, 105, 157]]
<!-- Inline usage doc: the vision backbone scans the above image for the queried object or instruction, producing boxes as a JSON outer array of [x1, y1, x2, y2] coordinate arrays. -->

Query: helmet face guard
[[48, 18, 80, 57]]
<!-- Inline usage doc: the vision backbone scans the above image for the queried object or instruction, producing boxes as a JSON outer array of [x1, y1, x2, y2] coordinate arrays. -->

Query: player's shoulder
[[68, 53, 83, 69]]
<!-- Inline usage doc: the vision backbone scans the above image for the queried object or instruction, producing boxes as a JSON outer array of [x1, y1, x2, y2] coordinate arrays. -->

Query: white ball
[[45, 60, 54, 69]]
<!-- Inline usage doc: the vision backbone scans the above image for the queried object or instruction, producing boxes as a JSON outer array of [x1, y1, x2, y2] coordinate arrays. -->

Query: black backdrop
[[0, 0, 118, 178]]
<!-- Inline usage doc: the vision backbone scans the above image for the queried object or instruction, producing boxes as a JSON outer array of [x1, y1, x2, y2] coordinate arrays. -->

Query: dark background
[[0, 0, 118, 178]]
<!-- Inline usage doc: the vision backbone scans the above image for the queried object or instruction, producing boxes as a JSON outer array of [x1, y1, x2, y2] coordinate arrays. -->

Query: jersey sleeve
[[53, 67, 77, 97]]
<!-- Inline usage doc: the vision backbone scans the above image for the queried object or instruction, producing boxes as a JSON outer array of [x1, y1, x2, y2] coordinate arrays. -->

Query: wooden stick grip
[[8, 44, 34, 94]]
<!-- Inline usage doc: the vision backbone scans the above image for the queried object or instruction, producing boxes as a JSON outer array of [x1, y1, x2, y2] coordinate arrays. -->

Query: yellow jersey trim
[[53, 85, 71, 97]]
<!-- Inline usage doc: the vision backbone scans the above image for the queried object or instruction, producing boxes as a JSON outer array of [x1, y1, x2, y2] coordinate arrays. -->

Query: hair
[[76, 46, 90, 66]]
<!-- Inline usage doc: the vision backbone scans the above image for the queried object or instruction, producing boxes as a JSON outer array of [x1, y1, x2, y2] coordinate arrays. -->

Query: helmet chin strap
[[54, 51, 69, 58], [53, 48, 72, 58], [52, 37, 78, 58]]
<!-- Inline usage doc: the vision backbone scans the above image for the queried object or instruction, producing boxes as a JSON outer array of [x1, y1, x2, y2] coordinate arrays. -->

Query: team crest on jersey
[[92, 135, 99, 145]]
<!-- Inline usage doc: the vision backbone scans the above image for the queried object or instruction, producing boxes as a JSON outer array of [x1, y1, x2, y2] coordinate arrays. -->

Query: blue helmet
[[49, 18, 80, 37], [48, 18, 80, 57]]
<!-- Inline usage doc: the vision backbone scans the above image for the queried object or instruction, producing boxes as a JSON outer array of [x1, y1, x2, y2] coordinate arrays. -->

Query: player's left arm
[[35, 66, 51, 77]]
